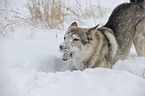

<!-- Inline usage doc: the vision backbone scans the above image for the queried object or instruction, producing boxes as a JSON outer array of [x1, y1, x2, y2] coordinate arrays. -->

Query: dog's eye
[[73, 38, 79, 41]]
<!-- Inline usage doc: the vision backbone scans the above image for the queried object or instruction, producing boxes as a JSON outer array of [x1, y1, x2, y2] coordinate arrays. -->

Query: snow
[[0, 0, 145, 96]]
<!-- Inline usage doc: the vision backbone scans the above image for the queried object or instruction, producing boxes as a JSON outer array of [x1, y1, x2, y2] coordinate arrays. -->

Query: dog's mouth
[[62, 51, 73, 61]]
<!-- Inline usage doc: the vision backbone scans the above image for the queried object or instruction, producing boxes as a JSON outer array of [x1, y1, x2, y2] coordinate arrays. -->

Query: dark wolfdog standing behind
[[104, 0, 145, 60]]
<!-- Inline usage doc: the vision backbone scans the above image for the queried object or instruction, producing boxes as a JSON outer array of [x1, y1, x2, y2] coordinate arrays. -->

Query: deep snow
[[0, 0, 145, 96]]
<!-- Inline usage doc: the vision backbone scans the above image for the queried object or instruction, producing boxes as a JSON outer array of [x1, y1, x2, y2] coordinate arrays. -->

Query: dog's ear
[[88, 24, 99, 39], [70, 22, 78, 28], [88, 24, 99, 32]]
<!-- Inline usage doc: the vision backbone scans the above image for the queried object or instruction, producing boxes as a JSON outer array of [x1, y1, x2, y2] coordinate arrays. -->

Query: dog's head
[[59, 22, 99, 61]]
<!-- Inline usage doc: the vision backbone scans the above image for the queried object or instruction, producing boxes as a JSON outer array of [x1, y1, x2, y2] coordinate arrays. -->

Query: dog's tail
[[130, 0, 144, 2]]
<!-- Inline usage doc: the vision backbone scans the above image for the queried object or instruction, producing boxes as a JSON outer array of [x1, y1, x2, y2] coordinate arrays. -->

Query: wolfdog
[[59, 0, 145, 70]]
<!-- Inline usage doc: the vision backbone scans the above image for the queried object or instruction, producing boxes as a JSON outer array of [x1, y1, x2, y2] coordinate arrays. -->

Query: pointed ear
[[87, 24, 99, 40], [70, 22, 78, 28], [88, 24, 99, 32]]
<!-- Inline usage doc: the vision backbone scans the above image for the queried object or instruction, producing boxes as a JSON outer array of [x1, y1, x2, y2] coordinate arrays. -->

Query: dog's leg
[[133, 37, 144, 56], [144, 46, 145, 56], [107, 62, 112, 69], [133, 20, 145, 57]]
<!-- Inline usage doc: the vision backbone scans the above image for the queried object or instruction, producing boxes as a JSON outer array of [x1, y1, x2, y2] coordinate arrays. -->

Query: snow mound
[[114, 57, 145, 77]]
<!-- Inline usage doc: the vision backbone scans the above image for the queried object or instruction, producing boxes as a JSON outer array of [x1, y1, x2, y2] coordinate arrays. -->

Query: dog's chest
[[73, 45, 93, 61]]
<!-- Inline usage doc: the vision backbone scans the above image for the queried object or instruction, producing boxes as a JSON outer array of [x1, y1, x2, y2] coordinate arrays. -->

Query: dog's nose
[[59, 44, 66, 51], [59, 45, 64, 50]]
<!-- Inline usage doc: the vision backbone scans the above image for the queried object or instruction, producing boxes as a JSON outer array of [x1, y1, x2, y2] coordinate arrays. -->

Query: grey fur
[[104, 1, 145, 60], [59, 1, 145, 70]]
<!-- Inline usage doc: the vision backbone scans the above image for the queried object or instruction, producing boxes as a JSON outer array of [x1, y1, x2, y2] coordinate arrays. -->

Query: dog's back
[[104, 0, 145, 60]]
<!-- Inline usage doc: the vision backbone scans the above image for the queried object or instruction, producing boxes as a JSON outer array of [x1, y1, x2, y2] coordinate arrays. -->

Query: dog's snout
[[59, 44, 67, 51], [59, 45, 64, 50]]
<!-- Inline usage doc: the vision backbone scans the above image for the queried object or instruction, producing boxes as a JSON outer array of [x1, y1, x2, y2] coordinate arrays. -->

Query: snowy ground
[[0, 0, 145, 96]]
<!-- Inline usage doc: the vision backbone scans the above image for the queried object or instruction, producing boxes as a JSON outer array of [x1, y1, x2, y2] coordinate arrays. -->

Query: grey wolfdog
[[59, 0, 145, 70]]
